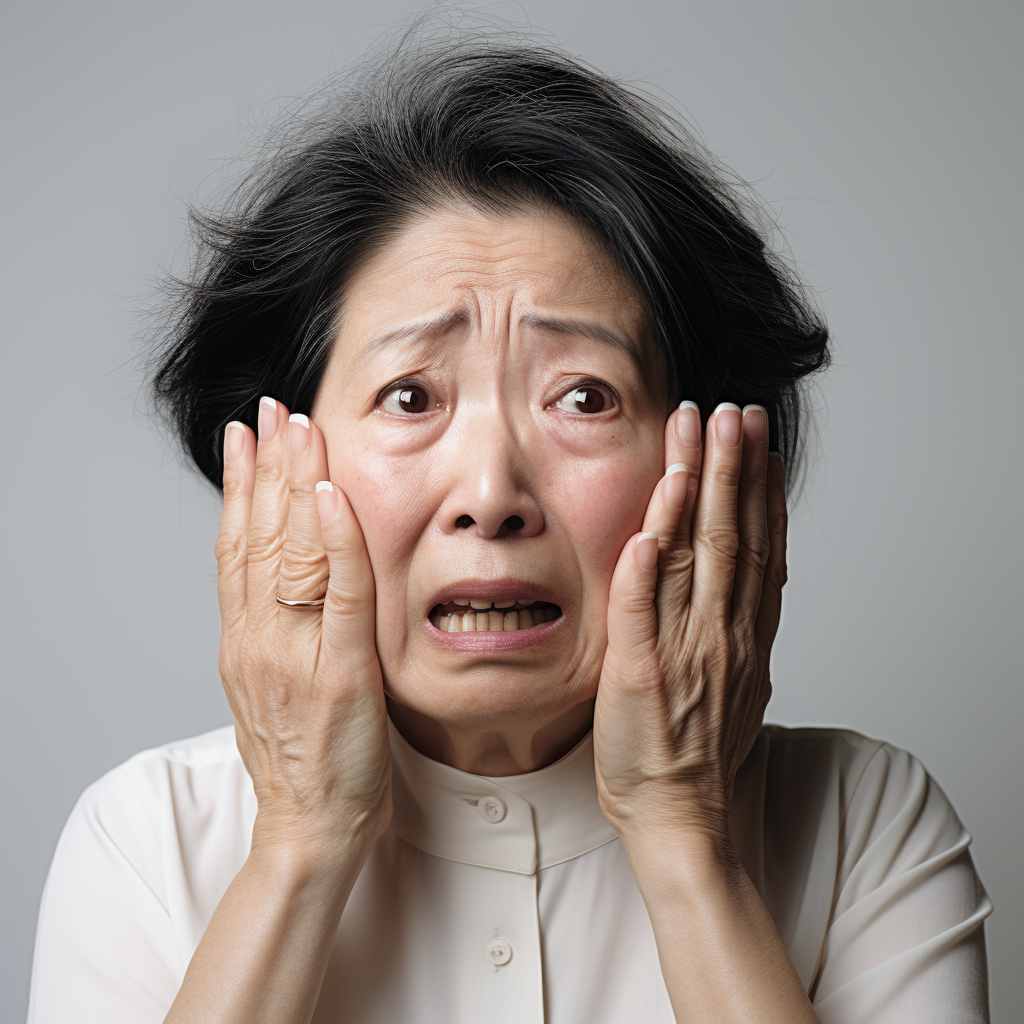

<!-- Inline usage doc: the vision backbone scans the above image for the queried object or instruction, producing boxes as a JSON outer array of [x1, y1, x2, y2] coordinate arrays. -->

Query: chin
[[384, 663, 597, 732]]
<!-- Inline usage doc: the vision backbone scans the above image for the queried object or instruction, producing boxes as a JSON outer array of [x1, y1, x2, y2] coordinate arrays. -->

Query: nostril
[[503, 515, 524, 532], [455, 515, 475, 529]]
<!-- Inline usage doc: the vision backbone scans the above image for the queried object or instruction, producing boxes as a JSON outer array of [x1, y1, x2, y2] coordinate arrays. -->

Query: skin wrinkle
[[311, 203, 666, 775]]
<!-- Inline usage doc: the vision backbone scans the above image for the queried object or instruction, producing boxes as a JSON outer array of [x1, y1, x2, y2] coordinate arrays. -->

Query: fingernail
[[224, 421, 245, 464], [714, 403, 742, 447], [743, 405, 768, 443], [636, 531, 660, 571], [315, 480, 336, 521], [676, 401, 701, 447], [258, 397, 278, 441], [289, 412, 310, 457], [666, 463, 689, 475]]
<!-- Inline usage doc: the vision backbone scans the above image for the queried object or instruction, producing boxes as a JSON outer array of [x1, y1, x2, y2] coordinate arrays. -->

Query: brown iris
[[396, 385, 430, 413], [571, 387, 605, 413]]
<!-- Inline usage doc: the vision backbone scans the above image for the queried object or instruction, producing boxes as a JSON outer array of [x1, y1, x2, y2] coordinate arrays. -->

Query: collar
[[387, 719, 619, 875]]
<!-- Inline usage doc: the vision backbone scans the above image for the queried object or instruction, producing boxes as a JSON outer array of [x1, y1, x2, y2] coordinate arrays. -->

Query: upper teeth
[[454, 598, 533, 609], [430, 599, 560, 633]]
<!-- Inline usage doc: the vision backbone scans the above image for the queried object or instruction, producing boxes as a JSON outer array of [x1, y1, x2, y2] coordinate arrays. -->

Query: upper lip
[[426, 577, 563, 614]]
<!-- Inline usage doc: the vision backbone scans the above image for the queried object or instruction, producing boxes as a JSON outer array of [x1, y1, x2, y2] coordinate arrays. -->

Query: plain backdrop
[[2, 1, 1020, 1020]]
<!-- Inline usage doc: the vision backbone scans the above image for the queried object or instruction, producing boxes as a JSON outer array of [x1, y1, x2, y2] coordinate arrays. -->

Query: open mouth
[[429, 598, 562, 633]]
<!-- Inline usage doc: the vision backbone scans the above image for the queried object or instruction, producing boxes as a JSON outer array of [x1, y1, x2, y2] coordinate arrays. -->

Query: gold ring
[[276, 596, 326, 609]]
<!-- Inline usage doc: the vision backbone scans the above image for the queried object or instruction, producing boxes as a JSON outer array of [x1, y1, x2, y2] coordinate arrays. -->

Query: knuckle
[[247, 524, 285, 562], [698, 524, 740, 563], [215, 531, 247, 568], [667, 545, 695, 577], [255, 455, 285, 487], [279, 548, 329, 588], [739, 531, 770, 572], [712, 458, 742, 487], [769, 559, 789, 591], [768, 497, 788, 535]]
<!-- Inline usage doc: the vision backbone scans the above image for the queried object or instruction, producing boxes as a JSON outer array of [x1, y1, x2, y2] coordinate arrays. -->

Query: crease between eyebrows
[[352, 307, 640, 368]]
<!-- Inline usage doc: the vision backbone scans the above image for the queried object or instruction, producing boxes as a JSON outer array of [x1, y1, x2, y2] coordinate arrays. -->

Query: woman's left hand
[[593, 400, 787, 855]]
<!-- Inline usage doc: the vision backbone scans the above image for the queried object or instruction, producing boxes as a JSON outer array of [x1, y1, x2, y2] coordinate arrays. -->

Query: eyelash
[[374, 377, 620, 416], [375, 377, 439, 416], [550, 379, 619, 416]]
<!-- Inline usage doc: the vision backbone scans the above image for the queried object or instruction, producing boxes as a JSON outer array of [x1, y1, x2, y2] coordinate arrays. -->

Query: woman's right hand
[[216, 396, 392, 871]]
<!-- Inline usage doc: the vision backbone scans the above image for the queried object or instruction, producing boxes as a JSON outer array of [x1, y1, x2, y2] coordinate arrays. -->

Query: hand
[[215, 397, 391, 869], [593, 401, 786, 854]]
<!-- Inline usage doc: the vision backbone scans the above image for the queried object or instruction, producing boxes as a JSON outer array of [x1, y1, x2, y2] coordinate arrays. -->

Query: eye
[[378, 381, 438, 416], [553, 384, 613, 415]]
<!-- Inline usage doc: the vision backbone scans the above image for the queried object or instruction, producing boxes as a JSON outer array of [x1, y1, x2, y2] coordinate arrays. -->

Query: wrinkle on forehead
[[331, 202, 668, 397]]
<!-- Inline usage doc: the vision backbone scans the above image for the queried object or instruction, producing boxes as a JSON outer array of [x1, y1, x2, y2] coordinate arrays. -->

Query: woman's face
[[312, 203, 668, 742]]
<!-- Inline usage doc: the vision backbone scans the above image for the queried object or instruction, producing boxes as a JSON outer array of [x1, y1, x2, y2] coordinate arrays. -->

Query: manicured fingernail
[[224, 421, 245, 464], [258, 397, 278, 441], [714, 403, 742, 447], [676, 401, 701, 447], [315, 480, 336, 521], [288, 412, 310, 457], [636, 531, 660, 571], [666, 463, 689, 475], [743, 405, 768, 443]]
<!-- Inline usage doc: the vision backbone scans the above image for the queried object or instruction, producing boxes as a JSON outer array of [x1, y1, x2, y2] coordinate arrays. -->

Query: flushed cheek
[[326, 448, 431, 612], [552, 454, 659, 581]]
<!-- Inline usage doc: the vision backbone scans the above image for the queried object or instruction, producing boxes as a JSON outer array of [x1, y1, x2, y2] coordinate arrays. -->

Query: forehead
[[336, 203, 650, 351]]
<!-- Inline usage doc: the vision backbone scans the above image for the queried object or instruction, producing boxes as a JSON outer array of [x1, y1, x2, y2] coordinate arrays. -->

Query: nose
[[439, 417, 544, 541]]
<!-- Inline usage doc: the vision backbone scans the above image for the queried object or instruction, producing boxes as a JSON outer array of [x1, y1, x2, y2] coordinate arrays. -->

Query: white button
[[477, 795, 507, 823], [484, 938, 512, 966]]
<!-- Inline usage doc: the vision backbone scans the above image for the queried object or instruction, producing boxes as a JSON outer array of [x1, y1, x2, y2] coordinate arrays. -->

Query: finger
[[604, 531, 662, 688], [315, 481, 380, 681], [731, 406, 771, 626], [689, 402, 744, 619], [642, 400, 703, 553], [245, 396, 291, 626], [276, 413, 331, 615], [754, 453, 788, 651], [215, 420, 256, 632]]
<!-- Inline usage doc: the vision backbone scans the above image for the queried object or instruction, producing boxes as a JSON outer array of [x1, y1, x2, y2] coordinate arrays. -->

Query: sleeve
[[810, 742, 992, 1024], [26, 766, 183, 1024]]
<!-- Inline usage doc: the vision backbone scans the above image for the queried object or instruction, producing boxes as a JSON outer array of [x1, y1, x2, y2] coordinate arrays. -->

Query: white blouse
[[27, 720, 991, 1023]]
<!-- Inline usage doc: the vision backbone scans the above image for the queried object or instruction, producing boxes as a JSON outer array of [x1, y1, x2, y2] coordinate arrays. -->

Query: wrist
[[618, 818, 744, 907], [249, 807, 383, 893]]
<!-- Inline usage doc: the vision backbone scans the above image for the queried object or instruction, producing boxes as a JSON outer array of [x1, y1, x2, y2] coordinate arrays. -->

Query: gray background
[[2, 0, 1020, 1020]]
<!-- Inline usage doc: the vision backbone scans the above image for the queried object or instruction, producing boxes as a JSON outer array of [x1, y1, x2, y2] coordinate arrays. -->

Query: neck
[[385, 696, 596, 776]]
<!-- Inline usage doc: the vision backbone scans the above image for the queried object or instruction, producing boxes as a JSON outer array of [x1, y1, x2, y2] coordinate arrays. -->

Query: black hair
[[150, 32, 829, 491]]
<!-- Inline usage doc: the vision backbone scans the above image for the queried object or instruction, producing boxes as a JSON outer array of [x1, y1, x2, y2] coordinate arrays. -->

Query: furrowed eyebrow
[[357, 308, 471, 365], [518, 312, 638, 355], [354, 308, 640, 366]]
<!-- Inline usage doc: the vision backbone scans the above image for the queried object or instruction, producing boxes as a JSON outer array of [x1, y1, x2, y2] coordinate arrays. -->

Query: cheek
[[325, 445, 429, 590], [552, 449, 662, 591]]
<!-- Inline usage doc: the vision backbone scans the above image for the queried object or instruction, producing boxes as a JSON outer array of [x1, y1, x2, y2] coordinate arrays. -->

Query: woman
[[27, 37, 990, 1024]]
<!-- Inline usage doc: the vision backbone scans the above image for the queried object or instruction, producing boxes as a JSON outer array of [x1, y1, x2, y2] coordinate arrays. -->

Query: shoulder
[[753, 723, 990, 1010], [73, 724, 247, 839], [54, 724, 254, 911], [758, 722, 969, 855]]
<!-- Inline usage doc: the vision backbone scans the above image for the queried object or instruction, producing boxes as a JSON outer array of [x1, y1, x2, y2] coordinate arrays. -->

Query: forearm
[[624, 832, 819, 1024], [163, 835, 370, 1024]]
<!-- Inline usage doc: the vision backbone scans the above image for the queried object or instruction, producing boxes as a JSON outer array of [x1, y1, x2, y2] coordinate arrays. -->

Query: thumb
[[604, 531, 661, 688]]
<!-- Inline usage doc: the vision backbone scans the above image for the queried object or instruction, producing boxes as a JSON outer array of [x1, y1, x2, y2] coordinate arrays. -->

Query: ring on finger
[[276, 595, 326, 609]]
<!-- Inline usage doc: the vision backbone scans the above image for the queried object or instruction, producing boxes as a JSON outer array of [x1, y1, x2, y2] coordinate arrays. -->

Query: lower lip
[[424, 615, 563, 651]]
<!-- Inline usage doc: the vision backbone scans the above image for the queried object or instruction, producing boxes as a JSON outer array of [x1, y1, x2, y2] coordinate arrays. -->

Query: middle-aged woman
[[27, 36, 991, 1024]]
